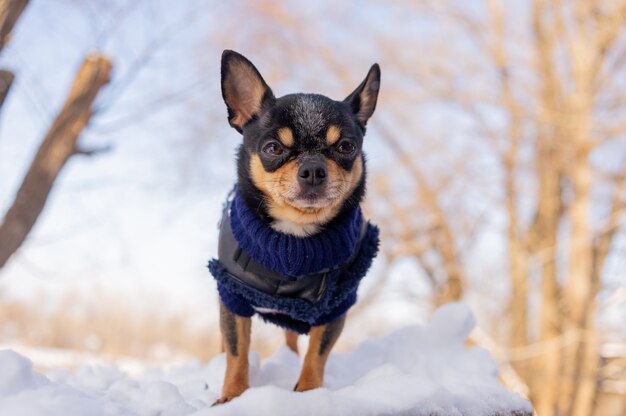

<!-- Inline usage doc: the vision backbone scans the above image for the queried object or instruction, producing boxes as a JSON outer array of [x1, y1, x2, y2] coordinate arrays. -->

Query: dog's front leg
[[214, 302, 251, 405], [294, 315, 346, 392]]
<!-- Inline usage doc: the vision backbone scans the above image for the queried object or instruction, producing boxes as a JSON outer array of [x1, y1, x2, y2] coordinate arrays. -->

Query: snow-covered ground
[[0, 303, 532, 416]]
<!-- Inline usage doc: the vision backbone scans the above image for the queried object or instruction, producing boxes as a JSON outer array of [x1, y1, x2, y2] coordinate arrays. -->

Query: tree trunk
[[530, 141, 562, 416], [563, 133, 596, 416], [528, 2, 566, 413], [0, 54, 112, 269], [433, 217, 465, 304], [506, 188, 528, 349], [0, 0, 28, 51], [483, 0, 529, 351], [562, 25, 597, 415]]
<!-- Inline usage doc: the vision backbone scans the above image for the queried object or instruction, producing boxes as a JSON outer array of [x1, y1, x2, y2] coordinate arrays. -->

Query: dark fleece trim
[[208, 223, 379, 334]]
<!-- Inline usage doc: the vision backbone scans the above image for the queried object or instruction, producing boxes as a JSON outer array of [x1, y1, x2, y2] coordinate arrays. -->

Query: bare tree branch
[[0, 54, 112, 269], [376, 120, 466, 304], [592, 160, 626, 282]]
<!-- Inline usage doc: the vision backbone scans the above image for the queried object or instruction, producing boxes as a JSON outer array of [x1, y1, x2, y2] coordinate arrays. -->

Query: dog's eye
[[262, 142, 284, 156], [336, 141, 356, 155]]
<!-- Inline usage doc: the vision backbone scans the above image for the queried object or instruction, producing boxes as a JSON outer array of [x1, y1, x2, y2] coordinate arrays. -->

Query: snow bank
[[0, 303, 532, 416]]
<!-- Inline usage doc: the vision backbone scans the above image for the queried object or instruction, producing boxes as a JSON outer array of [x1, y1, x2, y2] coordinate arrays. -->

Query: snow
[[0, 303, 532, 416]]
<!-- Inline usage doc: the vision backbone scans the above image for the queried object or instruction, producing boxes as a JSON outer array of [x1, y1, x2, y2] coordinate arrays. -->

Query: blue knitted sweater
[[208, 192, 379, 334]]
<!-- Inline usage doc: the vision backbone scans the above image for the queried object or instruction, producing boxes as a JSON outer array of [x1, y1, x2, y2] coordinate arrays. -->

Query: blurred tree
[[0, 55, 112, 268], [370, 1, 626, 415], [0, 0, 202, 270], [0, 1, 112, 268]]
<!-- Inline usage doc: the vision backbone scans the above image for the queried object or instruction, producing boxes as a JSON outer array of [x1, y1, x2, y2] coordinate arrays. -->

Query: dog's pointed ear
[[344, 64, 381, 130], [221, 50, 275, 133]]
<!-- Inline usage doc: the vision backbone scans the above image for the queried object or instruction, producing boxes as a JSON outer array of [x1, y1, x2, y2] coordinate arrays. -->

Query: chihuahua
[[209, 50, 381, 404]]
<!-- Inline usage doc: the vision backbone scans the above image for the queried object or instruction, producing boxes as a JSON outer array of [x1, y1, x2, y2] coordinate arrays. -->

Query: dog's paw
[[212, 386, 248, 406], [212, 395, 234, 406], [293, 377, 322, 392]]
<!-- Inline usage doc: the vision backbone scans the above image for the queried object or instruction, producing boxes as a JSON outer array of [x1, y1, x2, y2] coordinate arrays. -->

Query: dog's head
[[221, 50, 380, 236]]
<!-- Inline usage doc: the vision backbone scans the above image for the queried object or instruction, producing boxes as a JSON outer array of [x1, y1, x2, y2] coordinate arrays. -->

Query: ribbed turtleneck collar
[[229, 192, 362, 279]]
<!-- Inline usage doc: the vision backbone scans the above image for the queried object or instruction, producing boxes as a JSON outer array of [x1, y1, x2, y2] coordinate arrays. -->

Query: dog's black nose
[[298, 161, 327, 187]]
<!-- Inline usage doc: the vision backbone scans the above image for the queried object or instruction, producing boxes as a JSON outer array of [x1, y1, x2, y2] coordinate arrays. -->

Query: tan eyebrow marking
[[326, 125, 341, 145], [276, 127, 294, 147]]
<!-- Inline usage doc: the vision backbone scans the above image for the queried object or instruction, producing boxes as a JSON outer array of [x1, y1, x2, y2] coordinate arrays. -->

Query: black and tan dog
[[209, 50, 380, 404]]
